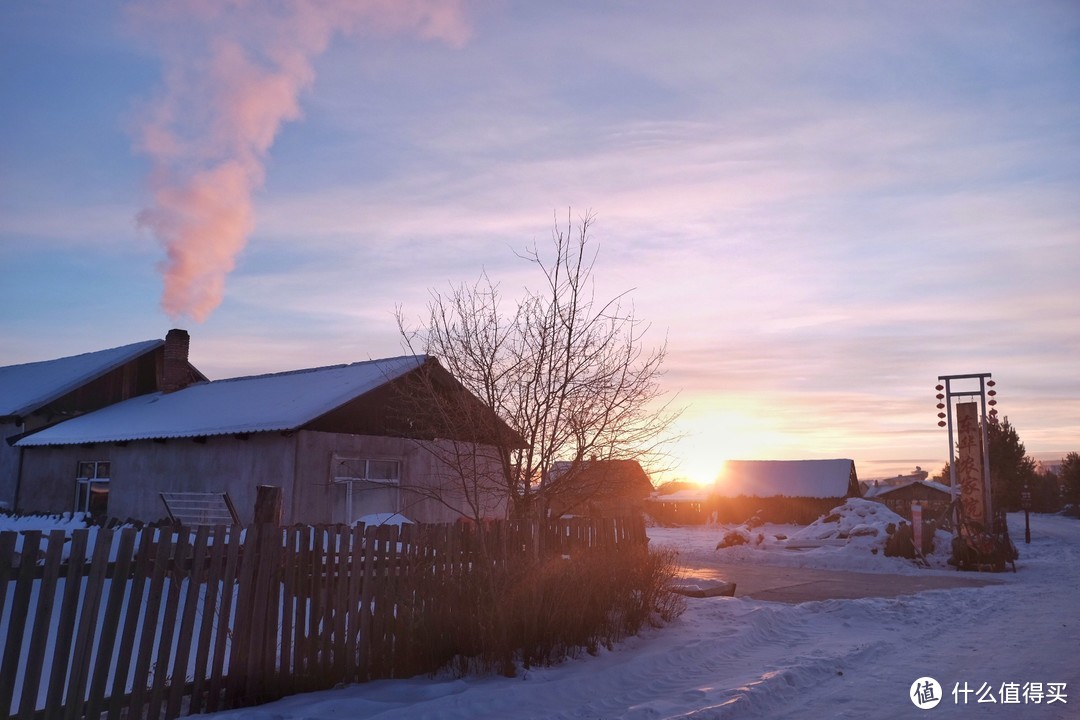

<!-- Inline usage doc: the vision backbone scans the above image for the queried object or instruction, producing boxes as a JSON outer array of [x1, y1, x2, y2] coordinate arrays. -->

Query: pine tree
[[987, 417, 1038, 512], [1060, 452, 1080, 509]]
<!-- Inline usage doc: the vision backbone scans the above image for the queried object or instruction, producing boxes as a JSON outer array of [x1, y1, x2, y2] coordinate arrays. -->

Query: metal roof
[[718, 459, 856, 498], [0, 340, 163, 418], [17, 355, 427, 446]]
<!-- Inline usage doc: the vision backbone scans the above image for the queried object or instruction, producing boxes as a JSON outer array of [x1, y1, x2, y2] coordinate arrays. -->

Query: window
[[332, 457, 401, 485], [331, 455, 403, 523], [75, 460, 110, 516]]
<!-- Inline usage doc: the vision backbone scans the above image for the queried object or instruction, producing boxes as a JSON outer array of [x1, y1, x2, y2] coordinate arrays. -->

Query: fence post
[[254, 485, 283, 526]]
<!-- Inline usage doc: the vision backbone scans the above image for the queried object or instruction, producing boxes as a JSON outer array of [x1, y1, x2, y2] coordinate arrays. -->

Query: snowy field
[[187, 506, 1078, 720], [3, 507, 1076, 719]]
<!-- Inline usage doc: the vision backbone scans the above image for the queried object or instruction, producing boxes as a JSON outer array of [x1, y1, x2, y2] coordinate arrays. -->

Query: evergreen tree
[[1060, 452, 1080, 509], [987, 417, 1037, 511]]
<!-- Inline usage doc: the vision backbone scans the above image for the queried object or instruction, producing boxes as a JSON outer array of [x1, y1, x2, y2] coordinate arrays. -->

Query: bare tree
[[398, 211, 678, 520]]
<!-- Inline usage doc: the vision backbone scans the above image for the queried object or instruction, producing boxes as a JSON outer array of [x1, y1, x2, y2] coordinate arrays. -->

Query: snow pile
[[786, 497, 905, 551], [698, 498, 957, 574], [0, 511, 90, 532]]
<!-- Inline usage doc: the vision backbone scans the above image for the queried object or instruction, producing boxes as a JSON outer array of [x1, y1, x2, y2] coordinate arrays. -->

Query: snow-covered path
[[200, 512, 1078, 720]]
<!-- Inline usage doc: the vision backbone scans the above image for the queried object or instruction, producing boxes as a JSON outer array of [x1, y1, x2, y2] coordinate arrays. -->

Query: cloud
[[129, 0, 470, 322]]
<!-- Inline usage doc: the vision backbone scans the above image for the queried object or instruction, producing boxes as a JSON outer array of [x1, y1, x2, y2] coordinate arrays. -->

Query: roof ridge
[[208, 354, 428, 384], [0, 338, 162, 371]]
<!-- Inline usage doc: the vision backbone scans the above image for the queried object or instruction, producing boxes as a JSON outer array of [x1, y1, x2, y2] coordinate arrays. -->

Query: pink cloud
[[131, 0, 470, 322]]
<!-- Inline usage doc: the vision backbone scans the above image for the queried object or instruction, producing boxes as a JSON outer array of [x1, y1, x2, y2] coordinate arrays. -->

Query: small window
[[332, 456, 401, 485], [75, 460, 110, 517]]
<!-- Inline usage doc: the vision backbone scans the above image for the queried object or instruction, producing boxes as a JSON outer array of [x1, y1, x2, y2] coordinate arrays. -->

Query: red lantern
[[935, 384, 944, 391], [987, 380, 996, 387], [936, 393, 944, 400], [937, 412, 946, 419], [938, 420, 947, 427]]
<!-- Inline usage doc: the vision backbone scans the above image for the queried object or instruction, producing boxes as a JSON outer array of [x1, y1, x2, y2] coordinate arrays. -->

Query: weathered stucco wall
[[18, 433, 298, 523], [17, 431, 509, 525], [293, 431, 507, 524]]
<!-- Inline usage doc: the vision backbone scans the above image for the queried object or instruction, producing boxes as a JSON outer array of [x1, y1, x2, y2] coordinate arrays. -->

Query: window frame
[[331, 456, 402, 486], [74, 460, 111, 516]]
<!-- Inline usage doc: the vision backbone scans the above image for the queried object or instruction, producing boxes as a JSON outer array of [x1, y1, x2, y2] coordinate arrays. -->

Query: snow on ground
[[679, 498, 955, 575], [195, 510, 1078, 720], [2, 509, 1076, 719]]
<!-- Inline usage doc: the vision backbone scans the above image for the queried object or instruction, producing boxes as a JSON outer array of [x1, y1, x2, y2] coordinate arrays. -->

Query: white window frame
[[331, 455, 404, 523], [74, 460, 111, 515], [331, 456, 402, 485]]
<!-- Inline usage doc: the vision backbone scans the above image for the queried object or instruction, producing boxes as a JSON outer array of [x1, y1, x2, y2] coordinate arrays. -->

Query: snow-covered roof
[[17, 355, 427, 446], [717, 459, 856, 499], [0, 340, 163, 418], [650, 488, 711, 503], [869, 479, 952, 498]]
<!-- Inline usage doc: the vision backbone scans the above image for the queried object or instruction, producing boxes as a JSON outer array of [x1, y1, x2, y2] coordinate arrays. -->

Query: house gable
[[304, 359, 519, 445], [1, 332, 205, 508], [1, 340, 162, 421]]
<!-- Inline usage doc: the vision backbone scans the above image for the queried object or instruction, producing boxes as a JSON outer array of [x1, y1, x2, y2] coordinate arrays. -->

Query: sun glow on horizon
[[659, 399, 794, 490]]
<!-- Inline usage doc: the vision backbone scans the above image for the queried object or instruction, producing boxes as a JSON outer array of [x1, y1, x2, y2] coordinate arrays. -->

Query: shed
[[0, 330, 204, 508], [545, 459, 654, 519], [16, 353, 513, 526], [645, 485, 714, 525], [714, 459, 860, 524], [866, 479, 952, 522]]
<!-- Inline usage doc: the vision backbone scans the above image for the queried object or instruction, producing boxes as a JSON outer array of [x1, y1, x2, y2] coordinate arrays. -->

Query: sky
[[2, 1, 1079, 483]]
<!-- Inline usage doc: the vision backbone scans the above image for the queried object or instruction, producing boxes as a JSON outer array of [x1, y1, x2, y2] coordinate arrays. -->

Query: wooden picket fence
[[0, 516, 646, 720]]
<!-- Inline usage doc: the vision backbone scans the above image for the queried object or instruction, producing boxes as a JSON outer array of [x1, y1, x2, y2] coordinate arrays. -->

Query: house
[[713, 459, 860, 524], [865, 479, 952, 522], [645, 483, 714, 525], [14, 337, 514, 526], [0, 330, 205, 509], [545, 459, 654, 519], [860, 466, 930, 496]]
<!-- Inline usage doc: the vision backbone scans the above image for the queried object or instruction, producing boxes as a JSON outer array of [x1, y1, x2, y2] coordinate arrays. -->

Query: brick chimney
[[162, 328, 192, 393]]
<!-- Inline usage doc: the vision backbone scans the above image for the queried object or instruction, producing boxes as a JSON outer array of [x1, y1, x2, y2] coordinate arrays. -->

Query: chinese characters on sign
[[955, 401, 987, 526]]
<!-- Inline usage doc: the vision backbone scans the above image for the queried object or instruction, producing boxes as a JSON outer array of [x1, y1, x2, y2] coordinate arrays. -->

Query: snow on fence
[[0, 516, 646, 720]]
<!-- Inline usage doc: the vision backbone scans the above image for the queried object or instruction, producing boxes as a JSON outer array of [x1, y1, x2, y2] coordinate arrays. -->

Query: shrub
[[397, 542, 685, 677]]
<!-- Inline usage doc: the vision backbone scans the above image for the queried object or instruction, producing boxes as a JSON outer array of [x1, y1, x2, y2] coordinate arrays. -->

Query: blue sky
[[2, 1, 1078, 482]]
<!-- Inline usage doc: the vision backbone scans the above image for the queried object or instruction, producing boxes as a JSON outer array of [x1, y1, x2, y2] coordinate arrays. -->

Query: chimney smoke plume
[[131, 0, 470, 322]]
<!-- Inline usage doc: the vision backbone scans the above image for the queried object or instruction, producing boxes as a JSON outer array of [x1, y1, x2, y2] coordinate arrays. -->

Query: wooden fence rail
[[0, 516, 646, 720]]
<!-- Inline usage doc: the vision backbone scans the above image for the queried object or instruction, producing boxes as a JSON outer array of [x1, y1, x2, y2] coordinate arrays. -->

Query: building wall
[[18, 434, 298, 523], [293, 431, 507, 524], [874, 486, 951, 522], [18, 431, 509, 525], [714, 495, 842, 525], [0, 421, 22, 509]]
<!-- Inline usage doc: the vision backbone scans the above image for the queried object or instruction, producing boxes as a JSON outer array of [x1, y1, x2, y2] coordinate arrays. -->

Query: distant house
[[0, 330, 205, 509], [865, 479, 952, 522], [545, 459, 654, 519], [860, 466, 930, 496], [14, 339, 514, 526], [713, 459, 860, 524], [645, 483, 713, 525]]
